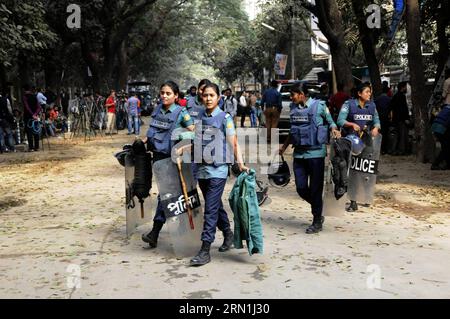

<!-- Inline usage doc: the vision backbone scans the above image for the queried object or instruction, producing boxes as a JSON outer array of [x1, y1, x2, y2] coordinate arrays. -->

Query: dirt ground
[[0, 130, 449, 299]]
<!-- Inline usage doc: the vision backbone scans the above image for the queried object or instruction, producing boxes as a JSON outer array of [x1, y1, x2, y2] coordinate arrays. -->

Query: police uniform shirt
[[337, 100, 381, 130], [293, 98, 338, 159], [197, 107, 236, 180]]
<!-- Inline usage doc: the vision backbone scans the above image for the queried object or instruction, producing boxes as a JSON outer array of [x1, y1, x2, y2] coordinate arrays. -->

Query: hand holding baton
[[176, 157, 195, 230]]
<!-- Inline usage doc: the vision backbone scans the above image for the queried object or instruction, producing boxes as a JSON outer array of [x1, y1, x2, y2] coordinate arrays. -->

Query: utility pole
[[290, 5, 296, 80]]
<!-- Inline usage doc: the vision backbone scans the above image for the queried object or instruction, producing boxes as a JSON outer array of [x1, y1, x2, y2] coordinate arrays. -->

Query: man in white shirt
[[223, 88, 237, 121], [37, 88, 47, 109], [239, 91, 249, 127]]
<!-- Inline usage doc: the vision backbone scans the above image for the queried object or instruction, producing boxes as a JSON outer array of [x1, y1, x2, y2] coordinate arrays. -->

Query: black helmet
[[256, 179, 269, 206], [231, 162, 244, 177], [268, 155, 291, 187], [132, 139, 147, 155], [115, 150, 129, 167], [114, 144, 133, 167]]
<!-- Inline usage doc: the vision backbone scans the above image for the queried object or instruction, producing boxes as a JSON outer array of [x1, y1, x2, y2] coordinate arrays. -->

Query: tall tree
[[406, 0, 431, 163], [297, 0, 353, 93], [0, 0, 56, 88], [351, 0, 382, 97], [46, 0, 158, 92]]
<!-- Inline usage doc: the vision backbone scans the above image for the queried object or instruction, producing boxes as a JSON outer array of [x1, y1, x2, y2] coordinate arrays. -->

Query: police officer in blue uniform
[[190, 83, 249, 266], [431, 103, 450, 170], [279, 84, 340, 234], [186, 79, 211, 122], [185, 79, 211, 180], [337, 82, 381, 212], [141, 81, 195, 247]]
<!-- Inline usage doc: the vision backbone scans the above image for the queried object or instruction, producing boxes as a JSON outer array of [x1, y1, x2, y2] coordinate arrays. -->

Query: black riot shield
[[323, 138, 351, 217], [125, 154, 154, 237], [153, 158, 203, 257], [347, 134, 382, 205]]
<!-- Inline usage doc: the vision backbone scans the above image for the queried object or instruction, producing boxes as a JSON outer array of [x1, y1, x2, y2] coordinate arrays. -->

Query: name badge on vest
[[190, 111, 199, 117], [151, 119, 171, 129], [203, 125, 217, 133], [292, 115, 309, 123], [354, 114, 373, 121]]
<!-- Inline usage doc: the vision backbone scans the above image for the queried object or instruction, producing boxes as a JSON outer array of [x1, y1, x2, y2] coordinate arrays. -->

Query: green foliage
[[129, 0, 249, 89], [0, 0, 57, 66]]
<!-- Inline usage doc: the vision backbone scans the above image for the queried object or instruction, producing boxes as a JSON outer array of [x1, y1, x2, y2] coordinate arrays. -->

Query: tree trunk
[[18, 52, 30, 88], [117, 41, 129, 91], [406, 0, 432, 163], [44, 62, 58, 90], [351, 0, 382, 97], [329, 40, 353, 94], [434, 0, 450, 88], [312, 0, 354, 94], [0, 65, 7, 90]]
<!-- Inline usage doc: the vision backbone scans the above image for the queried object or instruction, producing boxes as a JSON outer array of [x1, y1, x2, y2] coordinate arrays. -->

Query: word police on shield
[[350, 157, 378, 175], [67, 4, 81, 29]]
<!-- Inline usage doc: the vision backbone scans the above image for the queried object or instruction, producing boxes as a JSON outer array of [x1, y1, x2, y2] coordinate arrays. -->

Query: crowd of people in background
[[0, 85, 154, 153], [1, 70, 449, 171]]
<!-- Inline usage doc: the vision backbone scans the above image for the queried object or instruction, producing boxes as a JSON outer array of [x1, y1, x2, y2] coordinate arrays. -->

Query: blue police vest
[[434, 105, 450, 128], [197, 110, 232, 167], [186, 98, 204, 124], [289, 99, 329, 149], [346, 98, 376, 130], [147, 104, 183, 155]]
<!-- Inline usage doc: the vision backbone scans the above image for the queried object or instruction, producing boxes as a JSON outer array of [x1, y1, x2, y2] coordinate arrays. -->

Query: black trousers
[[293, 157, 325, 221], [433, 131, 450, 168], [25, 120, 40, 150], [240, 107, 251, 127]]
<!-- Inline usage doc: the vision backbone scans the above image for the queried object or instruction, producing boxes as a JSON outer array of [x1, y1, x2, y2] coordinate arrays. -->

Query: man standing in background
[[390, 82, 410, 155], [262, 80, 282, 143], [105, 90, 116, 135]]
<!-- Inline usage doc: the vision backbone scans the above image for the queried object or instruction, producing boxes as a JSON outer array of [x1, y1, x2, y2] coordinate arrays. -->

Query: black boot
[[142, 221, 163, 248], [346, 200, 358, 212], [190, 241, 211, 266], [306, 216, 324, 234], [218, 229, 233, 252]]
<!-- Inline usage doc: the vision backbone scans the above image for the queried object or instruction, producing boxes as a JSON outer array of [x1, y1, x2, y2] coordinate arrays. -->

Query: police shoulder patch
[[226, 121, 234, 129], [184, 114, 191, 121]]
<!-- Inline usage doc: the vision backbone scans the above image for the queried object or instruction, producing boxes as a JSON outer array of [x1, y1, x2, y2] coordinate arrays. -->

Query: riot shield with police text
[[347, 134, 382, 205], [125, 154, 154, 237], [153, 158, 203, 257], [322, 138, 350, 217]]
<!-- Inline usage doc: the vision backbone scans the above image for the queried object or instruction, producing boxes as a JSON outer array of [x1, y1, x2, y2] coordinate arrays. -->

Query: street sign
[[274, 53, 288, 76]]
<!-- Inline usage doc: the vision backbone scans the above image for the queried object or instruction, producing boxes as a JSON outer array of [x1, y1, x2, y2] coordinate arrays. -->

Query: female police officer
[[190, 83, 249, 266], [186, 79, 211, 123], [337, 82, 381, 212], [141, 81, 195, 247], [279, 84, 340, 234]]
